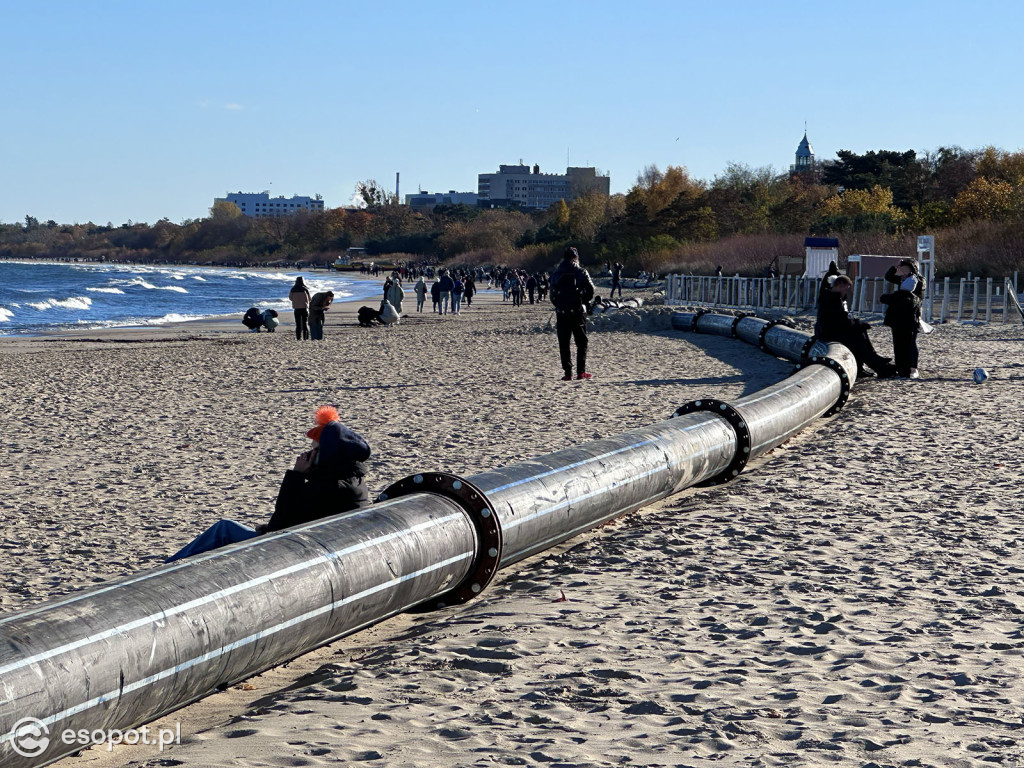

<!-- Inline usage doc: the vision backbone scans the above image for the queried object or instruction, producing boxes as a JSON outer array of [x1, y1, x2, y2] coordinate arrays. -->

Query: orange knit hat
[[306, 405, 339, 441]]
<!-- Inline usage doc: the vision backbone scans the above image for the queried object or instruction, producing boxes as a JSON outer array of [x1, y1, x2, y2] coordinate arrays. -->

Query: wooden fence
[[664, 272, 1023, 324]]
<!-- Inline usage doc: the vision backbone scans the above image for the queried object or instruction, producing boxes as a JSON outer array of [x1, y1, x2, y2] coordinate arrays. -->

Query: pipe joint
[[378, 472, 502, 611], [798, 355, 852, 415], [691, 308, 710, 331], [758, 319, 793, 350], [673, 399, 751, 485], [731, 313, 753, 337], [800, 336, 819, 360]]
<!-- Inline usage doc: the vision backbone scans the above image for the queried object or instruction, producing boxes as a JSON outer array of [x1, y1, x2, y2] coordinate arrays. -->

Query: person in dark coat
[[880, 259, 924, 379], [550, 246, 596, 380], [166, 406, 372, 561], [266, 406, 371, 531], [816, 262, 896, 379]]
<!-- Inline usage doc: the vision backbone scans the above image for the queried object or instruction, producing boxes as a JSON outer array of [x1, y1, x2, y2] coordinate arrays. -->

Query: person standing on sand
[[550, 246, 596, 381], [289, 277, 311, 340], [414, 276, 427, 312], [464, 275, 476, 306], [385, 274, 405, 316], [881, 259, 924, 379], [309, 290, 334, 340]]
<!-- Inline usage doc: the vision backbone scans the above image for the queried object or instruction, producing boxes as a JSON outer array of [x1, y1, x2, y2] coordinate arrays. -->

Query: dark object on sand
[[358, 306, 384, 326]]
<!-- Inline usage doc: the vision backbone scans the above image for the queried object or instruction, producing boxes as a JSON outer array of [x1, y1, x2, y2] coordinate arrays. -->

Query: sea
[[0, 261, 383, 337]]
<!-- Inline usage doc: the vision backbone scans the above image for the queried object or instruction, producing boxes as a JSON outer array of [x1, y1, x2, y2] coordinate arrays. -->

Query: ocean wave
[[146, 313, 206, 325], [86, 287, 126, 294], [156, 285, 189, 293], [0, 307, 13, 322], [27, 296, 94, 311], [191, 275, 207, 282]]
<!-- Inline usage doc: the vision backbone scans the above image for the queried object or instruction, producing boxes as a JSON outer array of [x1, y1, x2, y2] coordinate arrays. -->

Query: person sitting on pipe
[[815, 261, 897, 379], [166, 406, 372, 560], [265, 405, 371, 531]]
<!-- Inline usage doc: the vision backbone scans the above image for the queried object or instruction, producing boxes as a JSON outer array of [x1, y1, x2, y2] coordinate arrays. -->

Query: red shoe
[[577, 372, 594, 380], [561, 374, 573, 381]]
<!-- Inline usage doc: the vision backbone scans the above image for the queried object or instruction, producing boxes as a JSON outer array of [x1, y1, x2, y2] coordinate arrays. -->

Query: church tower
[[791, 129, 815, 175]]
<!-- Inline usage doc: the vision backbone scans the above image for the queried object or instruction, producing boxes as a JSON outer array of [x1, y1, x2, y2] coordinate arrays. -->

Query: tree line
[[3, 146, 1023, 277]]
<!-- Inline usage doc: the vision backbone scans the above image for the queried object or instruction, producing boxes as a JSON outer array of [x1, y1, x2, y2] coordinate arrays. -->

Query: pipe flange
[[377, 472, 502, 612], [672, 398, 751, 486], [757, 319, 794, 350], [798, 355, 851, 416], [691, 308, 710, 331], [731, 313, 753, 337], [800, 336, 819, 360]]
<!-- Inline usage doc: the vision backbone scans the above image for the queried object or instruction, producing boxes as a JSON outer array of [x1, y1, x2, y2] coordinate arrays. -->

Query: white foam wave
[[156, 285, 189, 294], [27, 296, 93, 311], [146, 313, 205, 325], [191, 275, 207, 282], [0, 307, 13, 322], [86, 287, 126, 294]]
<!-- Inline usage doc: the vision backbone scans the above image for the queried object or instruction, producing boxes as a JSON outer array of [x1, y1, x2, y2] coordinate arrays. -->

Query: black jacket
[[816, 275, 865, 341], [549, 261, 596, 313], [880, 266, 921, 331], [266, 422, 371, 532]]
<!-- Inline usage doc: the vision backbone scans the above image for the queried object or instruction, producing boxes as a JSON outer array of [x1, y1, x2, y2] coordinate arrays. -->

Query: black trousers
[[839, 327, 892, 375], [556, 312, 588, 376], [891, 327, 919, 375], [293, 308, 309, 340]]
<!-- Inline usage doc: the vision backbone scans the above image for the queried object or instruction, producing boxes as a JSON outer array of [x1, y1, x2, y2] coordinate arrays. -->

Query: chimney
[[396, 172, 400, 201]]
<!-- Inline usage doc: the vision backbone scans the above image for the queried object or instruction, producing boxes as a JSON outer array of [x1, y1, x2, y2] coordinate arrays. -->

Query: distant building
[[790, 131, 816, 176], [477, 164, 610, 210], [404, 190, 479, 212], [215, 191, 325, 218]]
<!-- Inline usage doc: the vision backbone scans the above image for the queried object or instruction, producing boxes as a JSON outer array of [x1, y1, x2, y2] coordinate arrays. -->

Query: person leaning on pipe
[[550, 246, 597, 381], [815, 261, 897, 379], [165, 406, 372, 561], [266, 406, 372, 532]]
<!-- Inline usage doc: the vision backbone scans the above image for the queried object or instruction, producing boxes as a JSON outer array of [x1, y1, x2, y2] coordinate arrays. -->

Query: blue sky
[[2, 0, 1022, 225]]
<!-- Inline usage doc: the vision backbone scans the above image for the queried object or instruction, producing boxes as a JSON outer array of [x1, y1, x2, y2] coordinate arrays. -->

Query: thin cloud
[[224, 103, 244, 111]]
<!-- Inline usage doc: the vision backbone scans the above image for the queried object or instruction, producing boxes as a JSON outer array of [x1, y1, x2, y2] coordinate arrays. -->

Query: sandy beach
[[2, 284, 1023, 767]]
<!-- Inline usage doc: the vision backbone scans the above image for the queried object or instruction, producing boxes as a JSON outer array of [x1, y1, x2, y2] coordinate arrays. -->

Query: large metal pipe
[[1, 313, 854, 767]]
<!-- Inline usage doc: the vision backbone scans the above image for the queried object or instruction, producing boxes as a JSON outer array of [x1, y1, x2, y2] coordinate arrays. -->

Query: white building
[[477, 164, 610, 210], [215, 191, 326, 218], [404, 190, 479, 212]]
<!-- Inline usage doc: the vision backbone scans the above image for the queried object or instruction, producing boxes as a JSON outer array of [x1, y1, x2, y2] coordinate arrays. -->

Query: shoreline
[[0, 260, 385, 342]]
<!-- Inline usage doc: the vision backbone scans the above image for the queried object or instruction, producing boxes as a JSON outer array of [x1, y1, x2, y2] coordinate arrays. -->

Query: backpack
[[552, 270, 583, 312]]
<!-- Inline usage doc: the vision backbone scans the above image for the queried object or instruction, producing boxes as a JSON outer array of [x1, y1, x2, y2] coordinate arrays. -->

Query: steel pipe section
[[2, 312, 854, 768], [465, 412, 738, 573], [0, 496, 477, 768]]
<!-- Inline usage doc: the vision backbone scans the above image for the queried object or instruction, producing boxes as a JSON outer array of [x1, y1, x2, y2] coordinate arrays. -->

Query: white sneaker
[[909, 368, 920, 379]]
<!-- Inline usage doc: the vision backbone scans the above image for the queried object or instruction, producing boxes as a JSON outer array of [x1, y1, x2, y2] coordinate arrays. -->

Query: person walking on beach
[[452, 276, 464, 314], [464, 275, 476, 306], [437, 269, 454, 315], [309, 290, 334, 340], [289, 276, 312, 340], [550, 246, 596, 381], [881, 259, 924, 379], [430, 279, 441, 313], [414, 276, 427, 312], [610, 262, 624, 299]]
